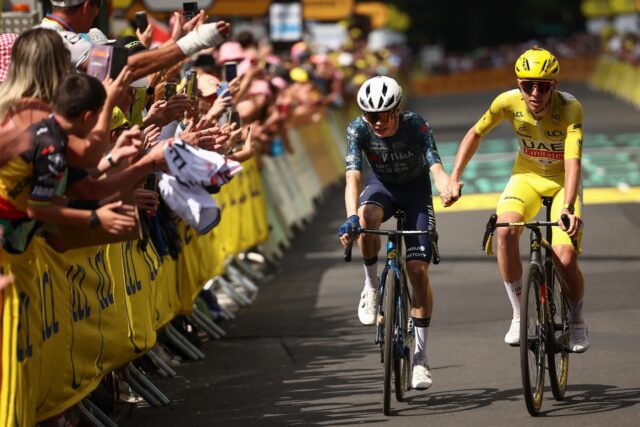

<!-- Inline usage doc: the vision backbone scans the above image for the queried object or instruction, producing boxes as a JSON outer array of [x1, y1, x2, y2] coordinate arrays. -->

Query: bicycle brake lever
[[344, 232, 354, 262], [481, 214, 498, 251], [560, 214, 578, 249], [428, 225, 440, 265]]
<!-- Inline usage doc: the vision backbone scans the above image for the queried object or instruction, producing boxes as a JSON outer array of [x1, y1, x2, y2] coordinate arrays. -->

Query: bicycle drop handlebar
[[481, 213, 577, 251], [343, 226, 440, 264]]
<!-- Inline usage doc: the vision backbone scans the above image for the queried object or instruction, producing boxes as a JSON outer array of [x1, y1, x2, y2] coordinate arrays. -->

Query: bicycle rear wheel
[[520, 263, 546, 416], [548, 269, 570, 401], [382, 270, 396, 415], [394, 275, 412, 402]]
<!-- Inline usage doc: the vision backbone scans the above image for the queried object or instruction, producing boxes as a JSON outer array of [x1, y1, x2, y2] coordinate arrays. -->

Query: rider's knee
[[497, 226, 519, 247], [406, 261, 429, 285], [555, 247, 578, 271], [360, 206, 382, 228]]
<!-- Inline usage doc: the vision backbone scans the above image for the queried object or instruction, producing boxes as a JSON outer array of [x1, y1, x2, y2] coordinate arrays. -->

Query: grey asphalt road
[[120, 83, 640, 426]]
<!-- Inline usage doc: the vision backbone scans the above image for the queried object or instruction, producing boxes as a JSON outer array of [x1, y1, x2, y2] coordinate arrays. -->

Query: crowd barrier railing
[[589, 55, 640, 108], [0, 103, 356, 426]]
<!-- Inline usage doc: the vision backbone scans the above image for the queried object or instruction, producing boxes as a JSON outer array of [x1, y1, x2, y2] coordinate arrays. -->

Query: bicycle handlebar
[[481, 213, 577, 250], [343, 226, 440, 265]]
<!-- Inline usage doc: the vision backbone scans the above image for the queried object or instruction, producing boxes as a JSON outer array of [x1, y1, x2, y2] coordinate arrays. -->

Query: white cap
[[51, 0, 87, 7], [87, 28, 115, 45]]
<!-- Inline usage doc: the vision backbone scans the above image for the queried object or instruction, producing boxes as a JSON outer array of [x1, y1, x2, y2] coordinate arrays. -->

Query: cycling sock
[[413, 317, 430, 364], [362, 256, 378, 289], [569, 298, 584, 324], [504, 280, 522, 320]]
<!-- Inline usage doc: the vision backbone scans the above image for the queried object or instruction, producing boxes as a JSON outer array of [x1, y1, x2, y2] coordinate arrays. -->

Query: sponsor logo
[[381, 151, 415, 162], [406, 246, 426, 252], [513, 111, 524, 118], [504, 195, 525, 203], [545, 130, 564, 138], [572, 123, 582, 129], [419, 124, 429, 133], [522, 147, 564, 160]]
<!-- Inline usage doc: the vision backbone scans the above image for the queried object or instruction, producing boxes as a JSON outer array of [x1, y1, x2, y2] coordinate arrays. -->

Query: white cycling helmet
[[357, 76, 403, 112]]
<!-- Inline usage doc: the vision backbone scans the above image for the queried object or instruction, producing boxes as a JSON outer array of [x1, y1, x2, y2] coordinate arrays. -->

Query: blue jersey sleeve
[[416, 116, 442, 168], [345, 118, 364, 172]]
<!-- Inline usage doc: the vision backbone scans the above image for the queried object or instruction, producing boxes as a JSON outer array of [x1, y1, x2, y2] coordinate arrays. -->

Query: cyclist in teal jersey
[[338, 76, 450, 390]]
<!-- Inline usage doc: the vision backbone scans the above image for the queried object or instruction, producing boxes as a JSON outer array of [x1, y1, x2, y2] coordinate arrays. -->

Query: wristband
[[562, 203, 575, 214]]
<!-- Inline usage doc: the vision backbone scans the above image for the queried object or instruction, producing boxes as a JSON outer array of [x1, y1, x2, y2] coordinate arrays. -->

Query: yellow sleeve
[[474, 91, 510, 136], [564, 101, 583, 160]]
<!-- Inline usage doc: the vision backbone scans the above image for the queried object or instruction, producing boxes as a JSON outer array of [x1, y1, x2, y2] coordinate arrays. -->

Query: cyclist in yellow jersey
[[442, 47, 589, 352]]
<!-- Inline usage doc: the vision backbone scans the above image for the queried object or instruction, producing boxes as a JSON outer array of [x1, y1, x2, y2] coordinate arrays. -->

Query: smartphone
[[184, 70, 197, 99], [109, 47, 128, 80], [86, 45, 128, 81], [182, 2, 198, 21], [144, 173, 158, 193], [224, 61, 238, 82], [135, 11, 148, 32], [164, 81, 177, 100]]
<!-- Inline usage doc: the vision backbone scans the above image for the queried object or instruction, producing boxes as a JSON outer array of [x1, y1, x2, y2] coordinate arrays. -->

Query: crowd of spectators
[[423, 32, 601, 74], [0, 3, 411, 424]]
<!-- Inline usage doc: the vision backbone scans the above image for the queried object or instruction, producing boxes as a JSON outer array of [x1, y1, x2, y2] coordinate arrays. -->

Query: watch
[[562, 203, 575, 214], [106, 152, 119, 167], [89, 209, 101, 229]]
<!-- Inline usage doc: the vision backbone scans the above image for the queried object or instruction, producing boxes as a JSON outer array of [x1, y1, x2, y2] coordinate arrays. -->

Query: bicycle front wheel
[[394, 274, 412, 402], [548, 269, 570, 401], [382, 270, 396, 416], [520, 263, 546, 416]]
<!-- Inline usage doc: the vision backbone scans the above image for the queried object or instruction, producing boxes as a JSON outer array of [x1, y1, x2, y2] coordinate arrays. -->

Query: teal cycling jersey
[[345, 111, 442, 185]]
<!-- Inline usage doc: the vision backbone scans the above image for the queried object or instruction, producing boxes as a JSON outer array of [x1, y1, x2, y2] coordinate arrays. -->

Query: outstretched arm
[[442, 126, 482, 206]]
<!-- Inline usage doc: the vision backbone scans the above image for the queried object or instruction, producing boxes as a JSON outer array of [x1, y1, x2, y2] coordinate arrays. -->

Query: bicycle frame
[[374, 212, 412, 354]]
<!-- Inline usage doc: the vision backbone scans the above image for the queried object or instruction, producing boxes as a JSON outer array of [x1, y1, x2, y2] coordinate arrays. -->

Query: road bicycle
[[481, 196, 577, 416], [344, 209, 439, 415]]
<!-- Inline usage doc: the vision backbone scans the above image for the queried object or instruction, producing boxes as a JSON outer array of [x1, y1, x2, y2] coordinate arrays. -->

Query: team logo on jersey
[[419, 124, 429, 133], [545, 130, 564, 137], [513, 111, 524, 118]]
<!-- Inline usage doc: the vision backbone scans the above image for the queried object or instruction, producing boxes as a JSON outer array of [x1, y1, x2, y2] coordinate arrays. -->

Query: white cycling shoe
[[411, 363, 433, 390], [569, 322, 590, 353], [357, 287, 378, 325], [504, 318, 520, 345]]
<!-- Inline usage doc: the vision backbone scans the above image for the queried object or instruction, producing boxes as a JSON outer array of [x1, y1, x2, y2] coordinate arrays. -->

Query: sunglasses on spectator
[[363, 110, 394, 123], [519, 80, 553, 95]]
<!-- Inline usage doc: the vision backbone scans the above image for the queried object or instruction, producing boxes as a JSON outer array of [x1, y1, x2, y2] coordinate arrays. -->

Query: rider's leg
[[357, 203, 383, 286], [496, 174, 542, 344], [407, 260, 432, 364], [496, 211, 526, 319], [552, 245, 584, 321]]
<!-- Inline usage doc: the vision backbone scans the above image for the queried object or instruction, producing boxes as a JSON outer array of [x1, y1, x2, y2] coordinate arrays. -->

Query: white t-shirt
[[37, 15, 92, 67]]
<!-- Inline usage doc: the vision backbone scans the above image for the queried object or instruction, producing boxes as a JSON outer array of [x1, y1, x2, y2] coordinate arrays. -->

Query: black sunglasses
[[519, 80, 553, 95], [363, 110, 394, 123]]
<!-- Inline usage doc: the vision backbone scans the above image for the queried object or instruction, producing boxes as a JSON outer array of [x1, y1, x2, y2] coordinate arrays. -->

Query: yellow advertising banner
[[303, 0, 354, 21], [208, 0, 272, 17], [354, 2, 389, 29]]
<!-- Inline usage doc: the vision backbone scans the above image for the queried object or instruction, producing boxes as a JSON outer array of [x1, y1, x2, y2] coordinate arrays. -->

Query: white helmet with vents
[[357, 76, 403, 112]]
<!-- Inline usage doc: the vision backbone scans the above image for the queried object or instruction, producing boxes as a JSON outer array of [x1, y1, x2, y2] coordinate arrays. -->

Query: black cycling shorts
[[358, 172, 435, 262]]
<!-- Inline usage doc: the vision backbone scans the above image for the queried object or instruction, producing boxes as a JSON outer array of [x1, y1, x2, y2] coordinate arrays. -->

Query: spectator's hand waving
[[96, 201, 137, 234], [112, 125, 143, 165]]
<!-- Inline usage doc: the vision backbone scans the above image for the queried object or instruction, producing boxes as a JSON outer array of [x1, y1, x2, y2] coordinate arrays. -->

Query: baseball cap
[[86, 28, 115, 45], [113, 36, 148, 87], [50, 0, 87, 7], [217, 41, 244, 63]]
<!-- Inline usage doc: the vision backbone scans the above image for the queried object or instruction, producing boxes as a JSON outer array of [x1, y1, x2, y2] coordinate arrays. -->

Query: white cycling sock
[[504, 279, 522, 320], [363, 260, 378, 290], [569, 298, 584, 324], [413, 325, 429, 365]]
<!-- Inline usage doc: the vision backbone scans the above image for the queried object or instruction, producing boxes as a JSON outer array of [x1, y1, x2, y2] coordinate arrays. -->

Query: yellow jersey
[[474, 89, 583, 176]]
